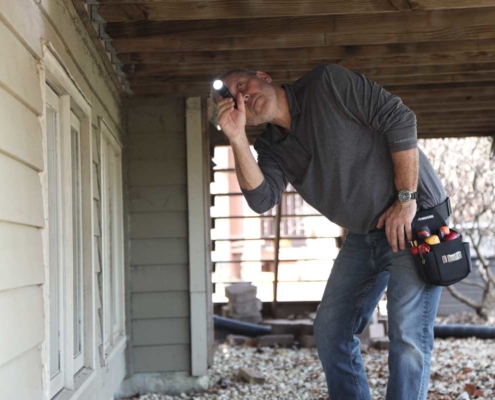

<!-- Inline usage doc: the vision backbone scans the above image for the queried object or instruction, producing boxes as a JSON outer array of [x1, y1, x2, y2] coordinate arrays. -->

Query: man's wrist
[[229, 131, 248, 147], [396, 188, 419, 203]]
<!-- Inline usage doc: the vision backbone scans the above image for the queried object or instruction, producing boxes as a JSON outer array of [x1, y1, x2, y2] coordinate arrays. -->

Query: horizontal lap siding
[[127, 96, 191, 374], [437, 265, 495, 315], [0, 347, 43, 400], [0, 18, 45, 399], [0, 0, 126, 396]]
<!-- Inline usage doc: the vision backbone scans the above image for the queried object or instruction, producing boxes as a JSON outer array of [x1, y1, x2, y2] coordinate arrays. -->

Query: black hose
[[434, 324, 495, 339], [214, 315, 272, 337]]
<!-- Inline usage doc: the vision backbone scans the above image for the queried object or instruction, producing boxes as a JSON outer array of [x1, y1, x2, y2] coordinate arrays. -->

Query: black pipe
[[434, 324, 495, 339], [214, 315, 272, 337]]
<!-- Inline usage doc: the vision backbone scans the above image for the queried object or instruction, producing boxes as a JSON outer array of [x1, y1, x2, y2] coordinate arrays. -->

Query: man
[[212, 64, 446, 400]]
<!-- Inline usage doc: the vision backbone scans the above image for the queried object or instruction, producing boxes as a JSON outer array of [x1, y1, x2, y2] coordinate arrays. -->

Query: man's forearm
[[230, 133, 264, 191], [391, 147, 419, 196]]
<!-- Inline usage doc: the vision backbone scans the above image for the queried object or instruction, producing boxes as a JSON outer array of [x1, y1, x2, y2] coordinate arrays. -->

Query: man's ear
[[256, 71, 272, 83]]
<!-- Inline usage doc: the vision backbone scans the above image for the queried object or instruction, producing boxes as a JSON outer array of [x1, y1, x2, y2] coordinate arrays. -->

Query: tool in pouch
[[410, 197, 471, 286]]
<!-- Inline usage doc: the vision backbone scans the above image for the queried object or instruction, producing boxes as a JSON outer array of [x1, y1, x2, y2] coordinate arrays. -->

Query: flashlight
[[213, 79, 237, 109]]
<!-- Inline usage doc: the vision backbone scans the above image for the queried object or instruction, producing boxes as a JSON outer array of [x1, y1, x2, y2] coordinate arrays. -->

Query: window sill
[[52, 368, 96, 400], [104, 335, 127, 366]]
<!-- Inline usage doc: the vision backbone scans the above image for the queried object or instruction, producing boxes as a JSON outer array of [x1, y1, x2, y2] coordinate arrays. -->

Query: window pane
[[71, 125, 83, 359], [47, 105, 61, 378]]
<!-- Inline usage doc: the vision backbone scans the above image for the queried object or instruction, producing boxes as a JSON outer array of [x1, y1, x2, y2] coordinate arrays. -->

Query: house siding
[[437, 264, 495, 315], [0, 0, 125, 398], [126, 96, 192, 374]]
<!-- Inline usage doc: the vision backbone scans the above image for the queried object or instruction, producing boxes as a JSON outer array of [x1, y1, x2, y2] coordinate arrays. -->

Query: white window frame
[[42, 45, 96, 400], [99, 118, 126, 362], [46, 83, 66, 398]]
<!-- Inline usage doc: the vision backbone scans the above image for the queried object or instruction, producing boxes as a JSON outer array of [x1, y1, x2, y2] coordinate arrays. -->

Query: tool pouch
[[411, 201, 471, 287]]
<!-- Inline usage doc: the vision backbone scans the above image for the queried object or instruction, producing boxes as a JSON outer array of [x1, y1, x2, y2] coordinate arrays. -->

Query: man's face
[[223, 71, 278, 126]]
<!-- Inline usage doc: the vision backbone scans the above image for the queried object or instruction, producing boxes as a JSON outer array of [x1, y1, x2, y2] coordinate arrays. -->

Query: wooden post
[[271, 201, 282, 318]]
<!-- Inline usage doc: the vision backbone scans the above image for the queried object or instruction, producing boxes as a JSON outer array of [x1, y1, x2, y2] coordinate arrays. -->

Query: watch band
[[397, 189, 419, 202]]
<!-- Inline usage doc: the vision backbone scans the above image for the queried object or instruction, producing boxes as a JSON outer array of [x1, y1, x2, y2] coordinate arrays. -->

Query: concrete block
[[228, 298, 262, 315], [231, 314, 262, 324], [256, 334, 295, 347], [225, 283, 257, 303], [357, 323, 385, 341], [300, 335, 317, 348], [221, 305, 229, 318], [227, 335, 255, 346], [238, 367, 266, 384], [359, 340, 371, 353], [262, 319, 314, 337], [371, 337, 390, 350]]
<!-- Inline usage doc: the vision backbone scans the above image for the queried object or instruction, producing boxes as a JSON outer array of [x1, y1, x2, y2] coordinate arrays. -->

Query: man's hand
[[216, 93, 246, 142], [376, 201, 417, 252]]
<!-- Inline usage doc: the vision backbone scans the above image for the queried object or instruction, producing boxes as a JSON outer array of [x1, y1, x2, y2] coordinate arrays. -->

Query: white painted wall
[[0, 0, 126, 399]]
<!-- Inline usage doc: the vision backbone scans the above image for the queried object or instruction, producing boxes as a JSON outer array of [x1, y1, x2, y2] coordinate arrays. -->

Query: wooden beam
[[131, 82, 495, 97], [108, 8, 495, 52], [409, 100, 495, 113], [96, 1, 495, 21], [126, 62, 495, 81], [128, 72, 495, 96], [122, 55, 495, 77], [377, 71, 495, 86], [115, 38, 495, 64]]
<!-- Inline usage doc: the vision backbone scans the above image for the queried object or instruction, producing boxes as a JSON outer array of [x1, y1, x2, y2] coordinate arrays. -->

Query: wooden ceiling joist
[[96, 0, 495, 22], [126, 62, 495, 83], [115, 38, 495, 64], [108, 8, 495, 54], [80, 0, 495, 139]]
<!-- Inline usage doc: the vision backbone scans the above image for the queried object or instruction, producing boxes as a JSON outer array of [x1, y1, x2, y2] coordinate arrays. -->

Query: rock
[[238, 367, 266, 384], [257, 334, 295, 347], [456, 392, 470, 400]]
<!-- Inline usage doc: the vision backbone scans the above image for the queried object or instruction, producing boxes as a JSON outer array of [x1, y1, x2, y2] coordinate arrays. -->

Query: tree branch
[[457, 279, 486, 289], [446, 285, 481, 311]]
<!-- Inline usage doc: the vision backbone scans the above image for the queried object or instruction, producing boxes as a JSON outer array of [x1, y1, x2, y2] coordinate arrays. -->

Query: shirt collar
[[270, 83, 301, 141]]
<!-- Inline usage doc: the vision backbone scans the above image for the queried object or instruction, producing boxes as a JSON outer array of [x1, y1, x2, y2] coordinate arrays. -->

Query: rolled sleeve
[[240, 138, 288, 214]]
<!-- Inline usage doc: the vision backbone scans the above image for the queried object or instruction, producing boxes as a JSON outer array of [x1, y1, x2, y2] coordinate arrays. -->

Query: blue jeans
[[314, 229, 442, 400]]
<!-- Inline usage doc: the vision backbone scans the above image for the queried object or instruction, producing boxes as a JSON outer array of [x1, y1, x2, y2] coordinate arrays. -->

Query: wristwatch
[[397, 189, 419, 203]]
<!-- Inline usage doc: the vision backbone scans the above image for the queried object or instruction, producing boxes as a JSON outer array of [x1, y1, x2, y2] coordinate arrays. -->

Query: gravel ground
[[135, 313, 494, 400]]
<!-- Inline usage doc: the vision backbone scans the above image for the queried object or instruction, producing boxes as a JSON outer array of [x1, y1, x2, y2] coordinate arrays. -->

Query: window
[[43, 45, 98, 398], [46, 84, 65, 398], [46, 85, 86, 397], [100, 120, 125, 358]]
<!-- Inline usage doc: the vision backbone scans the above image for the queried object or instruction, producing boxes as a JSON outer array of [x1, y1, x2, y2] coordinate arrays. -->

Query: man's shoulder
[[294, 63, 351, 93]]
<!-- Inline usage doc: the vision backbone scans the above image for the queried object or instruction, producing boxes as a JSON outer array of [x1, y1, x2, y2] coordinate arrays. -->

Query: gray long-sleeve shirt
[[241, 64, 446, 234]]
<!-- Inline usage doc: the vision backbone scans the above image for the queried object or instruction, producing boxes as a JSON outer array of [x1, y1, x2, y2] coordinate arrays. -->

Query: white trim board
[[186, 97, 208, 377]]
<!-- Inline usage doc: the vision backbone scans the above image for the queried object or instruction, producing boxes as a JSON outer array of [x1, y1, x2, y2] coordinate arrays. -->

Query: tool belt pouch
[[411, 202, 471, 287]]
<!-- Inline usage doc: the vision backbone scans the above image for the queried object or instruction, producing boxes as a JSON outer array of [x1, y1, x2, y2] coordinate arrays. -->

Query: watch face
[[398, 189, 411, 202]]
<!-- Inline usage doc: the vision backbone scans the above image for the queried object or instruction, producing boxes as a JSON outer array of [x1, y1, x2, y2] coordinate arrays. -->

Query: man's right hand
[[217, 93, 246, 142]]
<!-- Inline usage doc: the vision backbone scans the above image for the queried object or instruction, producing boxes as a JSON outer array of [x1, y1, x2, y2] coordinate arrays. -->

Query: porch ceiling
[[74, 1, 495, 141]]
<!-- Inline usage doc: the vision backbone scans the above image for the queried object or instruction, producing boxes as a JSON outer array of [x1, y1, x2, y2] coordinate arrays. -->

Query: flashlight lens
[[213, 80, 224, 90]]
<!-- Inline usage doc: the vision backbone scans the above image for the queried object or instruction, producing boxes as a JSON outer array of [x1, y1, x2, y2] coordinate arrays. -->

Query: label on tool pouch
[[442, 251, 462, 264]]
